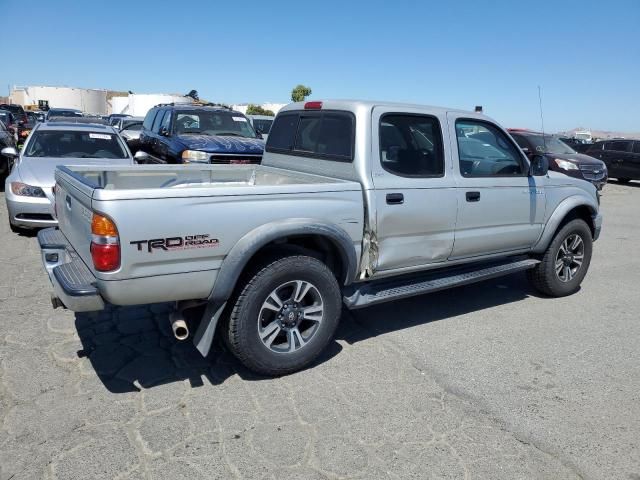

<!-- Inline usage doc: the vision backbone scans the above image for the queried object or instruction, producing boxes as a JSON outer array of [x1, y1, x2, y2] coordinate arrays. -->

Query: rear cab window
[[266, 110, 355, 162]]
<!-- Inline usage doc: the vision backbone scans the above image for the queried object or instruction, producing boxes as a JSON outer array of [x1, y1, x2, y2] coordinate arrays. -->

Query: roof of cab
[[279, 99, 487, 118]]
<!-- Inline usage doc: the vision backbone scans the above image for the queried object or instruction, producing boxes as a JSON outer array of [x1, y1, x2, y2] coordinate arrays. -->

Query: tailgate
[[54, 167, 98, 271]]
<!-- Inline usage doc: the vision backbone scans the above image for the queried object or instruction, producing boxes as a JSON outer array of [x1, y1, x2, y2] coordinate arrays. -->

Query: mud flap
[[192, 301, 227, 357]]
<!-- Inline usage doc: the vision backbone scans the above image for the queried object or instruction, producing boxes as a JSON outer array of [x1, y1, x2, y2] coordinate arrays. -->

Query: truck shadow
[[75, 274, 535, 393]]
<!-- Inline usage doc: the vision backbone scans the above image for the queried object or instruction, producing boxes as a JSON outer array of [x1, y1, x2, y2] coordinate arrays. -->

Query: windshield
[[50, 110, 83, 117], [252, 118, 273, 134], [174, 111, 257, 138], [122, 121, 142, 130], [24, 130, 128, 158], [528, 135, 576, 155]]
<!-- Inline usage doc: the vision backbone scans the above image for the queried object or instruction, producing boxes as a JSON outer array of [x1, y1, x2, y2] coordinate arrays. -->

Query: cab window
[[379, 114, 444, 177], [456, 120, 525, 177]]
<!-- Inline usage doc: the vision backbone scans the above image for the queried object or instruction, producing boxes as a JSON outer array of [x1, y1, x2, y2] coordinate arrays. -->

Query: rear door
[[448, 114, 545, 259], [371, 107, 457, 272]]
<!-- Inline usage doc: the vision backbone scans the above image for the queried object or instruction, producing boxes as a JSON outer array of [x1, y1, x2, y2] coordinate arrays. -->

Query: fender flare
[[192, 219, 358, 357], [210, 218, 358, 304], [531, 195, 598, 253]]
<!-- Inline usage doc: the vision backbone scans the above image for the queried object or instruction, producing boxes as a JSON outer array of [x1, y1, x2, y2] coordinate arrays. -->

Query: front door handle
[[466, 191, 481, 202], [386, 193, 404, 205]]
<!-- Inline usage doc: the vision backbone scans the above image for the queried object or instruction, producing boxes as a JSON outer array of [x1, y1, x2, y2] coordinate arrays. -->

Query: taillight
[[304, 101, 323, 110], [90, 213, 120, 271]]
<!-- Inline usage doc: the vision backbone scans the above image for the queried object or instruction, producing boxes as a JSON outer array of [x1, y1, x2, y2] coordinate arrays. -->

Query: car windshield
[[174, 111, 257, 138], [24, 130, 128, 158], [122, 120, 142, 130], [50, 110, 82, 117], [253, 118, 273, 134], [528, 135, 576, 154]]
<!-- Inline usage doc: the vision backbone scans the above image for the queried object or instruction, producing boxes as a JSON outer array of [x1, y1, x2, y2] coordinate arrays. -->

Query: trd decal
[[130, 234, 219, 253]]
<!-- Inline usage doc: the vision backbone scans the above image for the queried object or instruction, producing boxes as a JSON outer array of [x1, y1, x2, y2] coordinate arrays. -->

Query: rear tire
[[527, 219, 592, 297], [224, 255, 342, 376], [617, 178, 631, 184]]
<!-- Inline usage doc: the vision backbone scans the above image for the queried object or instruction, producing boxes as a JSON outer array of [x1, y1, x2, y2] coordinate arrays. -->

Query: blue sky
[[3, 0, 639, 132]]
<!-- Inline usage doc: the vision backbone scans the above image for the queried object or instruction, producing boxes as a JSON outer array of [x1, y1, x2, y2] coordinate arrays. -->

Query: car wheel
[[617, 178, 631, 184], [224, 255, 342, 376], [527, 218, 593, 297]]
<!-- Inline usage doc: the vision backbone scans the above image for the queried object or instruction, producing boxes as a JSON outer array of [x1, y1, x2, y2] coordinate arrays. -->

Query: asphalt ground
[[0, 181, 638, 479]]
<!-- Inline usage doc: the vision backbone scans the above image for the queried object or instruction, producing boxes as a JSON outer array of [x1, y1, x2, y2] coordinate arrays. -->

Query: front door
[[448, 115, 546, 259], [371, 107, 458, 273]]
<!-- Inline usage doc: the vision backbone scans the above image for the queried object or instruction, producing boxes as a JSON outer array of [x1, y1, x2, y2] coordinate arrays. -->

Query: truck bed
[[53, 164, 364, 305], [62, 164, 358, 201]]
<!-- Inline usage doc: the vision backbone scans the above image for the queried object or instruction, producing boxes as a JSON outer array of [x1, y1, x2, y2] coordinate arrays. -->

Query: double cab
[[39, 100, 602, 376]]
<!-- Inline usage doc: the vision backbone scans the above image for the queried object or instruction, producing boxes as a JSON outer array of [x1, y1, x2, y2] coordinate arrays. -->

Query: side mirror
[[1, 147, 18, 158], [255, 132, 263, 140], [134, 150, 151, 163], [159, 127, 169, 136], [529, 154, 549, 176]]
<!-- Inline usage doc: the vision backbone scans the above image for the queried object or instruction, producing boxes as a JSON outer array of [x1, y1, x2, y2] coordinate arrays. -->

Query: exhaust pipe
[[170, 312, 189, 341]]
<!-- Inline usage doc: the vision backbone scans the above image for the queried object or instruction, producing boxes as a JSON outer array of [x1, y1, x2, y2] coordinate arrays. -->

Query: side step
[[343, 258, 540, 309]]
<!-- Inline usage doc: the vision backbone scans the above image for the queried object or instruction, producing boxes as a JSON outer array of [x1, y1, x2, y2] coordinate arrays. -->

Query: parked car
[[138, 104, 264, 164], [583, 139, 640, 184], [117, 119, 143, 154], [0, 103, 28, 126], [247, 114, 274, 141], [2, 121, 134, 232], [111, 116, 143, 131], [509, 129, 607, 190], [46, 108, 83, 120], [38, 100, 601, 376], [0, 119, 17, 179], [0, 110, 18, 139]]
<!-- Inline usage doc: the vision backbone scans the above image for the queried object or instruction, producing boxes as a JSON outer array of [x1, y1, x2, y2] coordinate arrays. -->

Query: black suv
[[138, 104, 265, 164], [509, 130, 608, 190], [584, 139, 640, 184]]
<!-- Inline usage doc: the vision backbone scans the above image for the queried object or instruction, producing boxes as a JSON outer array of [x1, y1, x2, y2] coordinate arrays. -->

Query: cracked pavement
[[1, 182, 639, 479]]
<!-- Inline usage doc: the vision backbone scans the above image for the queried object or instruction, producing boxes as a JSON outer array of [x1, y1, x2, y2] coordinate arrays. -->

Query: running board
[[343, 258, 540, 309]]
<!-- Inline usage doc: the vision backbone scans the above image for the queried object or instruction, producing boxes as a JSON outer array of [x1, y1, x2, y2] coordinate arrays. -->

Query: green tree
[[246, 104, 275, 116], [291, 84, 312, 102]]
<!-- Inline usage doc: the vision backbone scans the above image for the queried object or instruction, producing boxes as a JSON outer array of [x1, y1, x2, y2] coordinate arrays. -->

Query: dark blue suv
[[138, 104, 265, 164]]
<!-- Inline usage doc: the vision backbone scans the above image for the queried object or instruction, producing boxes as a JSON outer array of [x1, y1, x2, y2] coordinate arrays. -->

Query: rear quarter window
[[266, 111, 354, 162]]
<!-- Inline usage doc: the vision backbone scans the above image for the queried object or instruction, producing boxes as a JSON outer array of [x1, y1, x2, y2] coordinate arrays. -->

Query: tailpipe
[[170, 312, 189, 341]]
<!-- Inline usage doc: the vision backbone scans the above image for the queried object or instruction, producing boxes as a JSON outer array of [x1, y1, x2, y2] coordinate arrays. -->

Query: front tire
[[528, 218, 593, 297], [224, 255, 342, 376]]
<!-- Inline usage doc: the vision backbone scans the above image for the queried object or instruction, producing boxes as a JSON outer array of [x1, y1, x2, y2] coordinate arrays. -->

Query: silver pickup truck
[[38, 100, 602, 375]]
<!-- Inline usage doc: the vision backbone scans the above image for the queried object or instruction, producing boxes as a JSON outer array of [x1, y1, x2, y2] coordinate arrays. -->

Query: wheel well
[[240, 234, 346, 284], [559, 205, 595, 237]]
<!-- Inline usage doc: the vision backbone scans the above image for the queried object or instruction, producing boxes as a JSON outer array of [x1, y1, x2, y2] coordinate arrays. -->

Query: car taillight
[[90, 213, 120, 271], [304, 101, 322, 110]]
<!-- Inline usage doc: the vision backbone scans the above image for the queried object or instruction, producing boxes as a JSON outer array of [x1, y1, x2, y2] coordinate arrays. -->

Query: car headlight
[[554, 159, 579, 171], [10, 182, 46, 197], [181, 150, 210, 163]]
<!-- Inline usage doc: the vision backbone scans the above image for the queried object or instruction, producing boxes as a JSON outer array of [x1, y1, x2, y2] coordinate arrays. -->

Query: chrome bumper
[[38, 228, 105, 312]]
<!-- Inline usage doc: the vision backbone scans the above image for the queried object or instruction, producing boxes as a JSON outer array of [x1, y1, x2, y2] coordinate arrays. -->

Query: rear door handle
[[466, 191, 480, 202], [386, 193, 404, 205]]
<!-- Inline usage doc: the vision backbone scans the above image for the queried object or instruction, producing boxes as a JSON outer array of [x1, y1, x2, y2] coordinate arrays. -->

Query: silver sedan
[[3, 121, 133, 231]]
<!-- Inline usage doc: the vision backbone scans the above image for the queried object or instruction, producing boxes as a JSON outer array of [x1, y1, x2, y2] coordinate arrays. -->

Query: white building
[[231, 103, 287, 115], [110, 93, 194, 117], [9, 85, 108, 114]]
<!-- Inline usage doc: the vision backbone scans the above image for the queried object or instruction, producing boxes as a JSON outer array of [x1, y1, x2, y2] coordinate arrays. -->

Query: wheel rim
[[555, 233, 585, 283], [258, 280, 324, 354]]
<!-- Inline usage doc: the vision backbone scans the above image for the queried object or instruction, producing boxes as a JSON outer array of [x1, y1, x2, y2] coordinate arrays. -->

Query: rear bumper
[[38, 228, 105, 312]]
